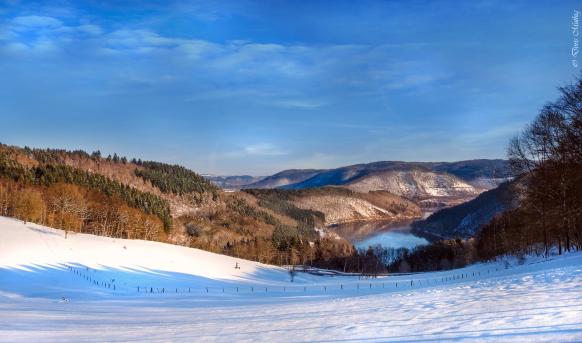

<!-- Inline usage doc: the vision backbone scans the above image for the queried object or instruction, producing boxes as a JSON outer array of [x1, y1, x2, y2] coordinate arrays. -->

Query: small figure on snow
[[235, 262, 240, 269]]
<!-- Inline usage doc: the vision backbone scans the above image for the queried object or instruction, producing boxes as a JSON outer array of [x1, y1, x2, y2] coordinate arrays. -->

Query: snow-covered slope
[[0, 216, 310, 299], [1, 216, 581, 342]]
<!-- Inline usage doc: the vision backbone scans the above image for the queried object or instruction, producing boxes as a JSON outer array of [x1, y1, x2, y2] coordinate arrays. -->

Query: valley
[[2, 3, 580, 342], [0, 143, 510, 265]]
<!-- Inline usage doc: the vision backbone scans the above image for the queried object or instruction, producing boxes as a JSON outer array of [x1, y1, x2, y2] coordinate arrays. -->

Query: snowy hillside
[[345, 169, 481, 198], [1, 216, 581, 342], [0, 216, 306, 297]]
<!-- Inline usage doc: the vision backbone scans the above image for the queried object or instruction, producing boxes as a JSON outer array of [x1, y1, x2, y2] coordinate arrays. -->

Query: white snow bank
[[1, 216, 581, 342], [0, 216, 319, 298]]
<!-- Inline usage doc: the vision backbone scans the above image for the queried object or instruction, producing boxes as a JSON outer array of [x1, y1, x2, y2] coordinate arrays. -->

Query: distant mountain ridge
[[239, 160, 509, 207], [204, 175, 265, 189], [244, 159, 508, 189], [245, 169, 325, 189]]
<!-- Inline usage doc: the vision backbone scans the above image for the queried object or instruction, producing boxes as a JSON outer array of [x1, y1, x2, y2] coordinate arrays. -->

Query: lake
[[331, 219, 429, 250]]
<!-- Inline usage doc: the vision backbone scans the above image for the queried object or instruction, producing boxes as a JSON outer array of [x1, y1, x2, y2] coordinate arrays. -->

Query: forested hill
[[0, 144, 358, 269], [411, 181, 517, 240], [134, 161, 219, 196], [245, 187, 422, 225], [0, 145, 225, 232], [20, 146, 219, 197]]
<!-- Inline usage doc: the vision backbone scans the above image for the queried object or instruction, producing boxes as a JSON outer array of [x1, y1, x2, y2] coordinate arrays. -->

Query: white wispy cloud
[[0, 18, 444, 94], [244, 143, 287, 156], [221, 143, 289, 159]]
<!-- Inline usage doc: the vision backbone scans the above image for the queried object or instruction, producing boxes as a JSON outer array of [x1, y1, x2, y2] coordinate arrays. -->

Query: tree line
[[134, 161, 219, 199], [0, 179, 165, 241], [386, 77, 582, 272], [212, 195, 347, 267], [477, 78, 582, 258], [243, 188, 326, 231], [0, 152, 172, 231], [478, 75, 582, 257]]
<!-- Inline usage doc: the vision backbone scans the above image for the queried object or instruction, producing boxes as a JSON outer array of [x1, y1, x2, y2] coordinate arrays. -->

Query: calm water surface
[[332, 219, 429, 250]]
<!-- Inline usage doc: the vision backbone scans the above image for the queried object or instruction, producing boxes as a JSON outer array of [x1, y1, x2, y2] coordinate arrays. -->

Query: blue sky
[[0, 0, 578, 175]]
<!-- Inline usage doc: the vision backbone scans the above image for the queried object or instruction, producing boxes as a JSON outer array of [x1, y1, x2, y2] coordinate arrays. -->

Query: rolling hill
[[245, 169, 325, 189], [242, 160, 509, 208], [245, 187, 421, 225], [0, 144, 349, 266], [411, 181, 518, 240]]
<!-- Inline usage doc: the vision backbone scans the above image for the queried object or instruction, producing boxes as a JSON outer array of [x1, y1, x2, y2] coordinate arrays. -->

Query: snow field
[[0, 216, 581, 342]]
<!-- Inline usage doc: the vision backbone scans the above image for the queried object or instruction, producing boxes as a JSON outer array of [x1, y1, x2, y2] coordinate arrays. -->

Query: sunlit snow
[[1, 216, 580, 342]]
